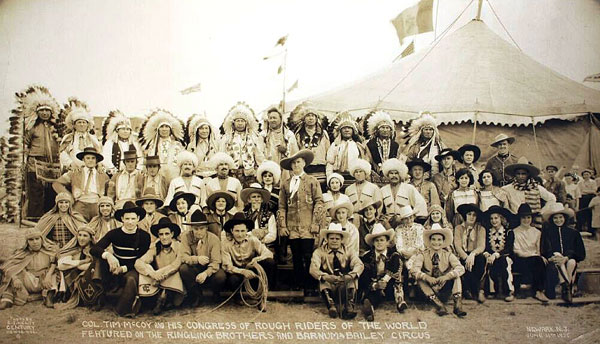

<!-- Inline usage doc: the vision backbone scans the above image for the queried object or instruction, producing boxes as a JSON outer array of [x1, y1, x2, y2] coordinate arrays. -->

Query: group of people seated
[[4, 88, 598, 320]]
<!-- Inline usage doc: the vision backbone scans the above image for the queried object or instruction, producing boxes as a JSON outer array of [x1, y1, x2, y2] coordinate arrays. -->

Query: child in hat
[[310, 223, 364, 319], [453, 203, 487, 303], [411, 226, 466, 317], [135, 218, 185, 315], [359, 223, 406, 321], [392, 205, 425, 296], [328, 199, 360, 255], [482, 206, 515, 302], [0, 228, 58, 310], [541, 203, 585, 302]]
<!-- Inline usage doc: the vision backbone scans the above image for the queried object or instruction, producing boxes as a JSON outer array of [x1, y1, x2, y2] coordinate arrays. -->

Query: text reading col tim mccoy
[[81, 320, 431, 341]]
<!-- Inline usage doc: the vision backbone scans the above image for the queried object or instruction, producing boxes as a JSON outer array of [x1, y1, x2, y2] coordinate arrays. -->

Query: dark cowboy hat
[[515, 203, 538, 217], [223, 212, 254, 233], [144, 155, 162, 166], [182, 209, 211, 226], [240, 183, 271, 204], [457, 144, 481, 163], [434, 148, 461, 162], [76, 147, 104, 162], [406, 158, 432, 173], [206, 191, 236, 212], [457, 203, 482, 220], [483, 205, 516, 227], [169, 191, 196, 211], [280, 149, 314, 171], [121, 150, 139, 161], [135, 187, 164, 208], [150, 217, 181, 239], [114, 201, 146, 222], [504, 157, 540, 178]]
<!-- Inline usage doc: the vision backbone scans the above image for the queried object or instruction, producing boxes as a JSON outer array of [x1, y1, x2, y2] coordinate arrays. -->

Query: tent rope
[[531, 117, 543, 169], [486, 0, 522, 51], [379, 0, 475, 109]]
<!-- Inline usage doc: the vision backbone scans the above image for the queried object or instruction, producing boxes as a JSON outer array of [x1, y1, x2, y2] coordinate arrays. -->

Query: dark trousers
[[460, 254, 486, 296], [26, 171, 56, 219], [544, 261, 577, 299], [577, 195, 594, 232], [486, 255, 514, 295], [290, 238, 315, 290], [225, 258, 276, 290], [513, 256, 546, 292], [95, 259, 139, 316], [179, 264, 226, 300]]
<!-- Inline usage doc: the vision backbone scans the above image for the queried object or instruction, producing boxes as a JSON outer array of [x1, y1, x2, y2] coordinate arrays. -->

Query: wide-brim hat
[[144, 155, 162, 166], [114, 201, 146, 222], [150, 217, 181, 239], [542, 202, 573, 223], [406, 158, 431, 173], [395, 205, 416, 219], [320, 222, 349, 243], [581, 168, 595, 176], [280, 149, 314, 171], [206, 191, 236, 212], [121, 150, 139, 161], [423, 227, 453, 249], [458, 144, 481, 163], [515, 203, 538, 218], [434, 148, 461, 162], [483, 205, 515, 226], [182, 209, 211, 226], [224, 212, 254, 233], [135, 187, 164, 208], [329, 199, 354, 218], [76, 147, 104, 162], [504, 157, 540, 178], [169, 191, 196, 211], [490, 133, 515, 147], [256, 160, 281, 185], [457, 203, 482, 220], [358, 199, 382, 214], [365, 223, 395, 246], [240, 183, 271, 204]]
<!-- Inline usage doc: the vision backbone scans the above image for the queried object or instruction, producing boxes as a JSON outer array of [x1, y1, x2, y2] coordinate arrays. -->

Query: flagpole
[[476, 0, 483, 20], [282, 48, 287, 113]]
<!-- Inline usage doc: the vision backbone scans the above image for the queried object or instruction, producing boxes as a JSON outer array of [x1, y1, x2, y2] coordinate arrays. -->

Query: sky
[[1, 0, 599, 135]]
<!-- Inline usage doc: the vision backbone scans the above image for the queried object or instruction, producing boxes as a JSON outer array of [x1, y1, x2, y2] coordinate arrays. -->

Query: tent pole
[[471, 113, 478, 144], [476, 0, 483, 20], [531, 117, 543, 168]]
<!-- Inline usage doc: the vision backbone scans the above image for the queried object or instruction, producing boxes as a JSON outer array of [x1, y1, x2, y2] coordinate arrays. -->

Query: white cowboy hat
[[365, 223, 395, 246], [329, 199, 354, 219], [320, 222, 349, 244], [542, 202, 574, 223], [423, 224, 453, 249]]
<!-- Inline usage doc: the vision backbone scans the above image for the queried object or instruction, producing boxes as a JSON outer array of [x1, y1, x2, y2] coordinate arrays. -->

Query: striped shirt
[[91, 227, 151, 271]]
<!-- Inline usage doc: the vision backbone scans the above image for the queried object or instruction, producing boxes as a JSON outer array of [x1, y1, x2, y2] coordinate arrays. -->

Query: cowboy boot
[[477, 279, 486, 303], [44, 290, 55, 308], [321, 290, 338, 318], [429, 294, 448, 316], [153, 291, 167, 315], [0, 301, 12, 310], [452, 293, 467, 317], [342, 288, 358, 320], [394, 283, 408, 313], [362, 298, 375, 322]]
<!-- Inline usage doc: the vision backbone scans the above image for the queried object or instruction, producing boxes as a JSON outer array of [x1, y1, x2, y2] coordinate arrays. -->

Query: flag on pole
[[180, 83, 202, 95], [287, 80, 298, 93], [401, 40, 415, 58], [391, 0, 434, 44], [275, 35, 288, 47], [584, 73, 600, 82]]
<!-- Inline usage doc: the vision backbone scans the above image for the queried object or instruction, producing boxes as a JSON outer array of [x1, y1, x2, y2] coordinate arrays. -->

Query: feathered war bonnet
[[186, 113, 216, 149], [63, 97, 93, 133], [138, 108, 185, 150], [406, 111, 440, 147], [329, 111, 360, 141], [102, 110, 132, 144], [221, 101, 259, 136], [16, 85, 61, 133], [286, 101, 328, 134], [366, 110, 394, 138]]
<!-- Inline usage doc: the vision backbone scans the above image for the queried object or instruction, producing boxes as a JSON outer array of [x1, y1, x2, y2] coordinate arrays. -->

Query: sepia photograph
[[0, 0, 599, 343]]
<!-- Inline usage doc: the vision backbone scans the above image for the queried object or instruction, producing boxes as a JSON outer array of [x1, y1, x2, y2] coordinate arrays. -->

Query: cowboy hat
[[320, 222, 349, 243], [329, 199, 354, 218], [504, 157, 540, 178], [406, 158, 432, 173], [206, 191, 236, 212], [182, 209, 211, 226], [136, 187, 164, 208], [76, 147, 104, 162], [423, 224, 453, 249], [364, 223, 395, 246], [457, 203, 482, 220], [150, 217, 181, 239], [280, 149, 314, 171], [114, 201, 146, 222], [515, 203, 538, 218], [169, 191, 196, 211], [490, 133, 515, 147], [144, 155, 162, 166], [357, 199, 383, 214], [256, 160, 281, 185], [395, 205, 416, 220], [457, 144, 481, 163], [240, 183, 271, 204], [483, 205, 515, 227], [434, 148, 461, 162], [542, 202, 573, 223], [224, 212, 254, 233], [121, 150, 139, 161]]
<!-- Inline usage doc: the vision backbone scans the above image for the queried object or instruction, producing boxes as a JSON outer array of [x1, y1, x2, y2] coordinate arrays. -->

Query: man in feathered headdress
[[363, 110, 400, 179], [59, 98, 102, 171], [186, 113, 218, 178], [402, 112, 446, 175], [217, 102, 264, 187], [139, 109, 186, 184], [18, 86, 62, 218], [101, 110, 143, 175], [261, 107, 299, 180], [326, 111, 367, 184]]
